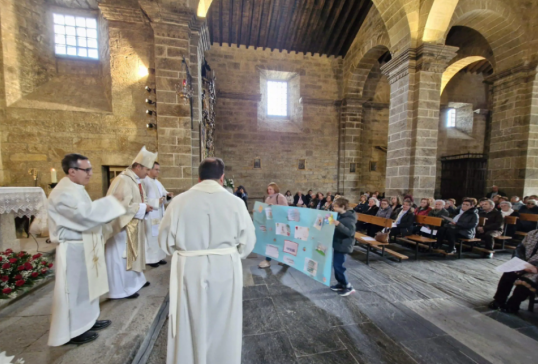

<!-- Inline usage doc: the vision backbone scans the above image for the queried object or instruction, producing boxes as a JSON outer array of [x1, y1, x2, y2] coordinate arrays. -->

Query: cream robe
[[142, 177, 168, 264], [158, 180, 256, 364], [47, 177, 126, 346], [105, 168, 148, 299]]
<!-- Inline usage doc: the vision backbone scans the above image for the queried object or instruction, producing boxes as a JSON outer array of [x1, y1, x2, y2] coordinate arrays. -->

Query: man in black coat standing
[[486, 185, 506, 199], [435, 199, 479, 254]]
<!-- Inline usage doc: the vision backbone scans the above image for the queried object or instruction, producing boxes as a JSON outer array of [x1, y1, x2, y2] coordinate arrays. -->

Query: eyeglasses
[[74, 167, 93, 174]]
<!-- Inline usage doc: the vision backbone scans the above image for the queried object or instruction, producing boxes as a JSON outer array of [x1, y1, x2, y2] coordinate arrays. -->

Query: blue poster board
[[252, 202, 338, 286]]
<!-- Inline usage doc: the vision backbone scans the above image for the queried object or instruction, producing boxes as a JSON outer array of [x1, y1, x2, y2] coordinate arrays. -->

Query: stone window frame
[[47, 6, 100, 63]]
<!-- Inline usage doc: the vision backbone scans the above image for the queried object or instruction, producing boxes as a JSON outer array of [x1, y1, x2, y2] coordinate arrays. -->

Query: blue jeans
[[333, 251, 349, 286], [266, 257, 272, 262]]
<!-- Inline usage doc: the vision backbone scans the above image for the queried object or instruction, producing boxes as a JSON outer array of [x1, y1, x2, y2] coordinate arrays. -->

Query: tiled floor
[[150, 248, 538, 364]]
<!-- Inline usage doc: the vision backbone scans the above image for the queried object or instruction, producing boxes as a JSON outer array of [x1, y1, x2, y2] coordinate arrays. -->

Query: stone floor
[[0, 258, 171, 364], [148, 248, 538, 364]]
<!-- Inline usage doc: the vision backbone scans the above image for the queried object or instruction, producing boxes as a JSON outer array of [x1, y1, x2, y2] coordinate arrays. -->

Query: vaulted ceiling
[[206, 0, 373, 57]]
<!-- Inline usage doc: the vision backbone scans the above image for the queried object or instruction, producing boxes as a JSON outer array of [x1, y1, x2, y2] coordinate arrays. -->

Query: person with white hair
[[510, 196, 524, 211], [477, 199, 503, 253], [499, 201, 520, 237], [356, 197, 379, 232], [428, 200, 449, 219]]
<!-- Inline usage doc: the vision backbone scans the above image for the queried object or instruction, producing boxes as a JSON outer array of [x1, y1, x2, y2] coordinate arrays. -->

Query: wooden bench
[[515, 213, 538, 237], [354, 214, 409, 264], [349, 203, 358, 209], [396, 215, 444, 260], [494, 215, 519, 251]]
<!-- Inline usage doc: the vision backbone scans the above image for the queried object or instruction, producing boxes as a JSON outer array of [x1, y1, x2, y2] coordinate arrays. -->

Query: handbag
[[375, 228, 390, 244]]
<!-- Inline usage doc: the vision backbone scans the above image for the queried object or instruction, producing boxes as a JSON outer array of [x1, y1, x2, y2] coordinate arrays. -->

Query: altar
[[0, 187, 48, 252]]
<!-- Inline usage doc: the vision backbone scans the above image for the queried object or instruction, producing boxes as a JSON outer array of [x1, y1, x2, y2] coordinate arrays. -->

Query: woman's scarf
[[501, 209, 514, 217]]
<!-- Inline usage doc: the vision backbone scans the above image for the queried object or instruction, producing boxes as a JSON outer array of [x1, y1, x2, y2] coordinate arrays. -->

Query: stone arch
[[346, 45, 391, 100], [197, 0, 213, 17], [421, 0, 459, 43], [369, 0, 413, 54], [446, 0, 526, 72], [440, 56, 486, 95]]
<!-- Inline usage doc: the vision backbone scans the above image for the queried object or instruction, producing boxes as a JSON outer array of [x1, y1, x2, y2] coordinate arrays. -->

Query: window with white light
[[447, 108, 456, 128], [53, 13, 98, 59], [267, 81, 288, 117]]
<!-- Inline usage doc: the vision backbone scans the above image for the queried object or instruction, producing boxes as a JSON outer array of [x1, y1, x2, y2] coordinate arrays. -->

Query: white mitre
[[132, 146, 158, 168]]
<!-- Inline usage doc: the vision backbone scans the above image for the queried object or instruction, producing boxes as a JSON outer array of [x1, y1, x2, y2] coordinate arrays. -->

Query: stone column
[[338, 98, 363, 201], [486, 65, 538, 197], [381, 44, 458, 199]]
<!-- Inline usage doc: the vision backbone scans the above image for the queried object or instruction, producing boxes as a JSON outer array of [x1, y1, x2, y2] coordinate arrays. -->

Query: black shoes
[[67, 331, 98, 345], [126, 292, 140, 299], [91, 320, 111, 331], [148, 263, 160, 268], [143, 281, 150, 288], [488, 300, 502, 310], [158, 260, 167, 265]]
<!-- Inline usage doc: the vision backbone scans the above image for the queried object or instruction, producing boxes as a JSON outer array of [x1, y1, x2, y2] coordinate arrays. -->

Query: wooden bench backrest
[[519, 213, 538, 222], [479, 216, 487, 227], [504, 216, 518, 225], [349, 203, 358, 209], [415, 215, 443, 227], [357, 213, 393, 228]]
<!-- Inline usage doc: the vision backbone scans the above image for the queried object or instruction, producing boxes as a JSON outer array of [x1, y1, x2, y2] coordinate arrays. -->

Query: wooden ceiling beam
[[272, 0, 290, 51], [328, 0, 361, 56], [288, 0, 313, 53], [262, 0, 276, 50], [229, 0, 234, 45], [293, 0, 316, 54], [305, 0, 328, 56], [338, 1, 373, 57], [317, 0, 346, 55], [236, 0, 245, 47], [254, 0, 266, 49], [277, 0, 300, 52], [246, 0, 256, 48], [218, 0, 223, 46]]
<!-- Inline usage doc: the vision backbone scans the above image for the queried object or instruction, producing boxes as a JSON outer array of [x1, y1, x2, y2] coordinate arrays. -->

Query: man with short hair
[[143, 162, 173, 268], [487, 185, 506, 199], [48, 154, 126, 346], [477, 200, 503, 253], [446, 199, 457, 216], [517, 199, 538, 233], [159, 157, 256, 364], [105, 146, 157, 299], [435, 199, 479, 254]]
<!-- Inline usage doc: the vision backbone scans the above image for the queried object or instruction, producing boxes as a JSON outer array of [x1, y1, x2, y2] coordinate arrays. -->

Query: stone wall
[[0, 0, 157, 199], [206, 44, 342, 200]]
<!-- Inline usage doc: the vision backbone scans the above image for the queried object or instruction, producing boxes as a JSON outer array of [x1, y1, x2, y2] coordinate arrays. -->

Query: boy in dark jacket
[[477, 199, 503, 251], [330, 197, 358, 296]]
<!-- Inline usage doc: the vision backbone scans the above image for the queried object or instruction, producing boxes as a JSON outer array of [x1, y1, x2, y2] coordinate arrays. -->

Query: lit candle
[[51, 168, 57, 183]]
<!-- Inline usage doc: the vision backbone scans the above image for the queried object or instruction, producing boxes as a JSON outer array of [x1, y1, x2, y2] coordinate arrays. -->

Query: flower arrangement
[[0, 249, 53, 299], [224, 177, 234, 190]]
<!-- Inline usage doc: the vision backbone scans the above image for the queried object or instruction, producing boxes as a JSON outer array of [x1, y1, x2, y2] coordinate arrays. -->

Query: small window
[[267, 80, 288, 117], [53, 13, 98, 59], [447, 108, 456, 128]]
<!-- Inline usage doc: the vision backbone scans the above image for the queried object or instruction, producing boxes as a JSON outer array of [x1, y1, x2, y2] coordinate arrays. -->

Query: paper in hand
[[495, 257, 533, 273]]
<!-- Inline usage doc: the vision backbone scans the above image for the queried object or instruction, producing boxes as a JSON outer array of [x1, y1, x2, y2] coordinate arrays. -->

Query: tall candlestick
[[51, 168, 57, 183]]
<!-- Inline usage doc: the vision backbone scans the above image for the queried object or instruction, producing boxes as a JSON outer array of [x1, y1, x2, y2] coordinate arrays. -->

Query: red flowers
[[31, 272, 39, 278], [17, 265, 25, 271], [5, 249, 13, 254], [2, 263, 10, 269], [24, 262, 32, 270], [18, 252, 25, 258], [32, 253, 42, 260], [14, 274, 22, 280], [9, 258, 17, 263], [15, 280, 25, 287], [0, 276, 8, 282], [41, 261, 48, 266], [2, 288, 12, 294], [1, 249, 53, 298], [48, 263, 53, 268], [41, 269, 47, 274]]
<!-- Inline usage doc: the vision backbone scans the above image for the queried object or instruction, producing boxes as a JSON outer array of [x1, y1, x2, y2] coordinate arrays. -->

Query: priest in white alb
[[158, 158, 256, 364], [142, 161, 173, 267], [48, 153, 126, 346], [105, 146, 157, 299]]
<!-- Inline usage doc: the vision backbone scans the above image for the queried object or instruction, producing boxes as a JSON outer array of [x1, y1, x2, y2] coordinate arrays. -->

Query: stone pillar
[[381, 44, 458, 199], [486, 66, 538, 197], [338, 98, 363, 201]]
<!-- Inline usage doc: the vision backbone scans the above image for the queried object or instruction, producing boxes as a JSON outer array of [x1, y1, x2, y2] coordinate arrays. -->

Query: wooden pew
[[354, 214, 409, 264], [457, 216, 489, 259], [515, 213, 538, 237], [494, 215, 519, 251], [349, 203, 358, 209], [396, 215, 444, 260]]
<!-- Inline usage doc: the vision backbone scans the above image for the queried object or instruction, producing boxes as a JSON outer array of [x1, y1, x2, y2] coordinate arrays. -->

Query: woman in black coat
[[353, 195, 369, 214], [435, 199, 479, 253], [390, 201, 415, 239], [235, 185, 248, 209]]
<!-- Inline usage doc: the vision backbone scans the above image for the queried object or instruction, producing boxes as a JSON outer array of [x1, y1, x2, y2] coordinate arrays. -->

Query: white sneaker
[[258, 260, 271, 269]]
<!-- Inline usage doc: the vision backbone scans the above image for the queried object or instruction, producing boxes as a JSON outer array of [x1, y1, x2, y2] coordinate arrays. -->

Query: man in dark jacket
[[330, 197, 357, 297], [486, 185, 507, 199], [435, 199, 479, 254], [516, 199, 538, 232], [476, 199, 503, 251], [304, 190, 312, 207], [293, 191, 306, 207]]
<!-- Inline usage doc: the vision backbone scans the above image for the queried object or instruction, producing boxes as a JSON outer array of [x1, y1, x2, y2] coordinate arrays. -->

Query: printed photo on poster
[[287, 208, 300, 222], [276, 223, 291, 237], [265, 244, 279, 259], [265, 207, 273, 219], [283, 240, 299, 256], [294, 226, 310, 241], [283, 256, 295, 266], [316, 243, 327, 257], [259, 225, 267, 232], [304, 257, 318, 276], [313, 215, 324, 231]]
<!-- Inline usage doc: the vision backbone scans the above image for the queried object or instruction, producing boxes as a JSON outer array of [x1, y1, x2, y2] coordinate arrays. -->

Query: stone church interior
[[1, 0, 538, 363]]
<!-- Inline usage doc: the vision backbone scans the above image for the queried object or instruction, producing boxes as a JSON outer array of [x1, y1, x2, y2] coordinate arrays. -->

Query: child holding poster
[[259, 182, 289, 269], [330, 197, 358, 296]]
